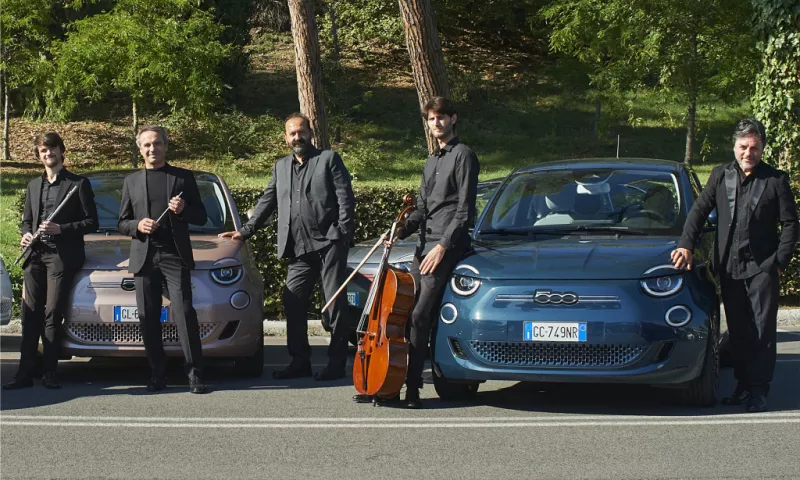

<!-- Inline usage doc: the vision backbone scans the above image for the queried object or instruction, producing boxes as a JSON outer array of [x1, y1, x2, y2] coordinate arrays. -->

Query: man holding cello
[[354, 97, 479, 408]]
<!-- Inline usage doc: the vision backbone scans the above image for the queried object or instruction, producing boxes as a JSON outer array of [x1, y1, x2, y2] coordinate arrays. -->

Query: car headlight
[[390, 260, 413, 272], [450, 274, 481, 296], [210, 266, 243, 285], [640, 274, 683, 297]]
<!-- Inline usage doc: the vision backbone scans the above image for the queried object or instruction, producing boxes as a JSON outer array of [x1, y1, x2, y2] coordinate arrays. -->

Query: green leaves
[[50, 0, 234, 120]]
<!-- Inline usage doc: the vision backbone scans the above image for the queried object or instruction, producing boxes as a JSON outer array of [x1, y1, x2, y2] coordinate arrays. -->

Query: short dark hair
[[32, 132, 66, 161], [285, 112, 312, 131], [136, 125, 169, 149], [733, 118, 766, 147], [421, 96, 458, 119]]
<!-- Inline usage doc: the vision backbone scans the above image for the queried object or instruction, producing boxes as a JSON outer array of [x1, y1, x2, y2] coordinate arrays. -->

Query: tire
[[432, 364, 479, 400], [233, 338, 264, 378], [680, 313, 719, 407]]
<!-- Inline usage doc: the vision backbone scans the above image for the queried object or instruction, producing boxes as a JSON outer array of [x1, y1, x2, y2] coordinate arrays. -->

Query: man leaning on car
[[4, 132, 98, 391], [118, 125, 209, 394], [671, 118, 798, 413]]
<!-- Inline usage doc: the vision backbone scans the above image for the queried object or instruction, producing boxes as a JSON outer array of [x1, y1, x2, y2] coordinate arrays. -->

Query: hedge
[[8, 181, 799, 319]]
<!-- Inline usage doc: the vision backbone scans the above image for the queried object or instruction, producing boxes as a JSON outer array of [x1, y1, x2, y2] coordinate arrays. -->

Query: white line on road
[[3, 413, 800, 429], [2, 418, 799, 429]]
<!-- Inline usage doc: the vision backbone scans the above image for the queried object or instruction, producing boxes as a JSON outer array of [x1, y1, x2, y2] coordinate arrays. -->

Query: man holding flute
[[4, 132, 98, 390]]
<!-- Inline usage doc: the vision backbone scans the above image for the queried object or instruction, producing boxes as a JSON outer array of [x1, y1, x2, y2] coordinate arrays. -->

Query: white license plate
[[523, 322, 587, 342], [113, 306, 168, 323], [347, 292, 359, 306]]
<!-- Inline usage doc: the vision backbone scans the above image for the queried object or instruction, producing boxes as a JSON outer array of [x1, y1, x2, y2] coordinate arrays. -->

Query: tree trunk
[[398, 0, 450, 153], [131, 98, 138, 168], [684, 96, 697, 165], [593, 98, 601, 141], [329, 1, 340, 63], [2, 78, 9, 162], [288, 0, 330, 150]]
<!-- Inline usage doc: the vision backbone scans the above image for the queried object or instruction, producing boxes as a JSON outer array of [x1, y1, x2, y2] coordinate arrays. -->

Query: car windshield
[[89, 173, 235, 234], [478, 168, 684, 237]]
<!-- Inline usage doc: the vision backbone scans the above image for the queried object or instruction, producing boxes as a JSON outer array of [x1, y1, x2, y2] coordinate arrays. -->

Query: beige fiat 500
[[64, 170, 264, 376]]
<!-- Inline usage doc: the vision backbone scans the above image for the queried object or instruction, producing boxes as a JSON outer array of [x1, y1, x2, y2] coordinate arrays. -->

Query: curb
[[2, 309, 799, 351]]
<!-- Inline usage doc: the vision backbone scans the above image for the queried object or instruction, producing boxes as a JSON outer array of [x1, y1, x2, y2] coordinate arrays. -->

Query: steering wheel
[[624, 209, 668, 224]]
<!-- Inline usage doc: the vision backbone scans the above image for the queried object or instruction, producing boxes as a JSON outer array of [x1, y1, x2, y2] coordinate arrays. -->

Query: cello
[[322, 195, 416, 402]]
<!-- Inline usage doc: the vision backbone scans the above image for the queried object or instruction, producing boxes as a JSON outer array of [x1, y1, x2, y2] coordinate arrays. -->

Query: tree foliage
[[542, 0, 758, 163], [50, 0, 233, 120], [751, 0, 800, 171], [0, 0, 57, 117]]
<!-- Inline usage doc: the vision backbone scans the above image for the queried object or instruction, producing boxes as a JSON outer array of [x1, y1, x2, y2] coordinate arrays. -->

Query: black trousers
[[18, 250, 77, 378], [283, 241, 349, 369], [720, 269, 779, 396], [406, 246, 466, 390], [135, 246, 203, 380]]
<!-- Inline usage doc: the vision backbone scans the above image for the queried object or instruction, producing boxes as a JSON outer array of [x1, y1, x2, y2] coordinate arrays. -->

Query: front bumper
[[434, 277, 716, 386]]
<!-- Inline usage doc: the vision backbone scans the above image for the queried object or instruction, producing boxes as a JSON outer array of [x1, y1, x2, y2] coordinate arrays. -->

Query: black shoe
[[745, 394, 767, 413], [41, 372, 61, 389], [353, 394, 374, 403], [2, 376, 34, 390], [146, 377, 166, 392], [272, 362, 312, 380], [189, 376, 207, 395], [315, 366, 346, 381], [721, 387, 751, 406], [405, 388, 423, 409]]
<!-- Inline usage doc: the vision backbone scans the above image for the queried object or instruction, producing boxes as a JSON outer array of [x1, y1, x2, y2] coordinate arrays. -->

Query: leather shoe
[[315, 367, 346, 381], [272, 362, 312, 380], [146, 377, 166, 392], [2, 376, 33, 390], [189, 377, 207, 395], [721, 387, 750, 406], [352, 393, 400, 405], [353, 394, 373, 403], [42, 372, 61, 389], [405, 388, 423, 409], [745, 394, 767, 413]]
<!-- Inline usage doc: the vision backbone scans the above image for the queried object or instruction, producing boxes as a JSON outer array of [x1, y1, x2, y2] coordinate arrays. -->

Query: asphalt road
[[2, 331, 799, 480]]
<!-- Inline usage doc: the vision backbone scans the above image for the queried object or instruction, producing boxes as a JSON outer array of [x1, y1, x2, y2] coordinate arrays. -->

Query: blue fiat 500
[[433, 159, 722, 406]]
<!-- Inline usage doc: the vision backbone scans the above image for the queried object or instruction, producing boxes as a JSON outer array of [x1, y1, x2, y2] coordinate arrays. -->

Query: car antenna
[[616, 135, 620, 159]]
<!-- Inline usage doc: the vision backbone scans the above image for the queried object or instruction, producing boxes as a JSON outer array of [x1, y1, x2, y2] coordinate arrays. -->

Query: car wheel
[[432, 364, 479, 400], [233, 338, 264, 378], [680, 314, 719, 407]]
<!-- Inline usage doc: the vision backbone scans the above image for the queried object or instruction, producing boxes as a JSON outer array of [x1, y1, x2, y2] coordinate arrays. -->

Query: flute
[[15, 185, 79, 266]]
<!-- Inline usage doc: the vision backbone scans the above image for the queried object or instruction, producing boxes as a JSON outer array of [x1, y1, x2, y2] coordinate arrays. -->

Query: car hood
[[349, 235, 419, 265], [462, 237, 679, 280], [83, 234, 243, 270]]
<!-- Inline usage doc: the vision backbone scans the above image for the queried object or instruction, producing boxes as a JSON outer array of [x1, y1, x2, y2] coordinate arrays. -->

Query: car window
[[89, 174, 235, 234], [479, 168, 684, 235]]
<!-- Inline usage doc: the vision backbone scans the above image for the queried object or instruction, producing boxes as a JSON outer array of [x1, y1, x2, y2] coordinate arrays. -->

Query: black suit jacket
[[21, 169, 98, 269], [117, 164, 207, 274], [238, 148, 355, 258], [678, 161, 799, 274]]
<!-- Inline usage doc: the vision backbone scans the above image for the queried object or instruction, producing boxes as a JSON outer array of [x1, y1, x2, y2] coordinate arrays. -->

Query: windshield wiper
[[562, 225, 648, 236], [478, 228, 533, 236]]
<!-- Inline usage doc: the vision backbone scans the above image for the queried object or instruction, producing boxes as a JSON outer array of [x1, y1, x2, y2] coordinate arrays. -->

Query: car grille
[[66, 322, 218, 345], [468, 341, 647, 368], [0, 298, 11, 316]]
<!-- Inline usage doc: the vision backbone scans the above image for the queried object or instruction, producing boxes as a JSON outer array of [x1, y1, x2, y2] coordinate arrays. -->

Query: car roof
[[512, 158, 684, 175], [84, 169, 221, 183]]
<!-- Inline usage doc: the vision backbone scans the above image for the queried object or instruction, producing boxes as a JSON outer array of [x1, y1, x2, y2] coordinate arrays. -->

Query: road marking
[[3, 413, 800, 429]]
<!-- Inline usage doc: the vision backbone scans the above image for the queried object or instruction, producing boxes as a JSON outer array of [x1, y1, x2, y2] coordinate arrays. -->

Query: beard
[[291, 139, 312, 156]]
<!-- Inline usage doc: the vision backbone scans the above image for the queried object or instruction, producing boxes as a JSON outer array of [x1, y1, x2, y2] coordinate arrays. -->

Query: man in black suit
[[219, 113, 355, 381], [118, 126, 208, 394], [672, 118, 798, 412], [4, 132, 98, 390]]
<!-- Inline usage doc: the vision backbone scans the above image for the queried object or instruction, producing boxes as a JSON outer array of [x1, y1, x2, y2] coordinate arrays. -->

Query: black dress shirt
[[725, 164, 761, 279], [287, 156, 332, 257], [39, 170, 65, 248], [146, 167, 174, 249], [402, 137, 480, 252]]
